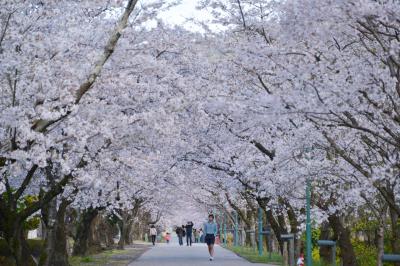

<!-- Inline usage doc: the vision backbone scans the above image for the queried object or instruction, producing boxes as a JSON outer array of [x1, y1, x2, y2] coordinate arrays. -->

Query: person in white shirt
[[149, 225, 157, 246], [203, 214, 218, 261]]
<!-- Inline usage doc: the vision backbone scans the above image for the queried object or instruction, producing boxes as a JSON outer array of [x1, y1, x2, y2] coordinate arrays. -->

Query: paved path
[[128, 243, 274, 266]]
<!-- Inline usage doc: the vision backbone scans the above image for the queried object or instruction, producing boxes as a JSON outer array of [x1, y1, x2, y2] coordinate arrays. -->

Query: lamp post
[[303, 146, 314, 266], [234, 210, 238, 246], [258, 207, 263, 256], [306, 177, 312, 266], [223, 212, 227, 247]]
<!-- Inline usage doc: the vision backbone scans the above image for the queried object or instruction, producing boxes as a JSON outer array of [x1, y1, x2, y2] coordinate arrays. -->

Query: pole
[[258, 207, 263, 256], [306, 177, 312, 266], [219, 211, 223, 244], [234, 210, 238, 246], [332, 245, 336, 266], [266, 210, 272, 259], [289, 238, 295, 266], [224, 212, 227, 247]]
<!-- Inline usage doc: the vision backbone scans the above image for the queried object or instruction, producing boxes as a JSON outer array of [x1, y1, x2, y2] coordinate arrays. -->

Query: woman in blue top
[[203, 214, 218, 261]]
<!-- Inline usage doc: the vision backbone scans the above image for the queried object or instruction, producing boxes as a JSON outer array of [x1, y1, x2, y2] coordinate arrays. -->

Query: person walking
[[165, 232, 171, 244], [149, 225, 157, 246], [186, 221, 194, 246], [176, 226, 185, 246], [194, 228, 200, 243], [199, 228, 204, 243], [203, 214, 218, 261]]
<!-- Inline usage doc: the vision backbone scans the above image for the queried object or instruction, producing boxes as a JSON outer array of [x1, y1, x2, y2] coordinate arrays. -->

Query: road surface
[[128, 243, 275, 266]]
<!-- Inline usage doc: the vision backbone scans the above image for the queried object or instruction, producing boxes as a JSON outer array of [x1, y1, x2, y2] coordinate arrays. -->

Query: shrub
[[352, 241, 376, 266]]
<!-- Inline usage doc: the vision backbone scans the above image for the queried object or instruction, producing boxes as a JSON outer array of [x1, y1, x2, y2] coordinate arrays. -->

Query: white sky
[[158, 0, 215, 31]]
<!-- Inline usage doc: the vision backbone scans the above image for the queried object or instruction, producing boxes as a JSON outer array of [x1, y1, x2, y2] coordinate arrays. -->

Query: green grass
[[69, 247, 148, 266], [69, 255, 103, 266], [226, 245, 283, 264], [69, 250, 129, 266]]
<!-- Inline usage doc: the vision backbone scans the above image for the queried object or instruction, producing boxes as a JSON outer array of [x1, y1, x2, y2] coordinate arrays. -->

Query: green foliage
[[227, 245, 282, 264], [312, 247, 320, 261], [352, 218, 378, 232], [226, 233, 234, 245], [312, 227, 320, 247], [81, 256, 95, 263], [0, 190, 41, 231], [312, 261, 331, 266], [24, 216, 40, 231], [299, 224, 321, 248], [21, 195, 41, 231], [69, 255, 105, 266], [352, 240, 377, 266]]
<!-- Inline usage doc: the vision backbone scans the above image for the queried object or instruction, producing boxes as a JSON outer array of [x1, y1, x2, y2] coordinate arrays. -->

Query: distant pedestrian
[[199, 228, 204, 243], [186, 221, 194, 246], [176, 226, 185, 246], [194, 228, 200, 243], [297, 253, 304, 266], [165, 232, 171, 244], [149, 225, 157, 246], [203, 214, 218, 261]]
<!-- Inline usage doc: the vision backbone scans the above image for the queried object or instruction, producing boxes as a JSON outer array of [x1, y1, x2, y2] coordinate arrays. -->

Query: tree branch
[[31, 0, 139, 133]]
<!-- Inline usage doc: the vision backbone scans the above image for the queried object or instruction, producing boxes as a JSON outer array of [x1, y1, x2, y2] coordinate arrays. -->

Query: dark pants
[[205, 234, 215, 246], [151, 235, 156, 245], [186, 233, 192, 246], [178, 235, 183, 245]]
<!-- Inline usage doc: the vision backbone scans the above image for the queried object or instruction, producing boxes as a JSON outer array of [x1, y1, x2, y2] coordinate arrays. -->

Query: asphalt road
[[128, 243, 275, 266]]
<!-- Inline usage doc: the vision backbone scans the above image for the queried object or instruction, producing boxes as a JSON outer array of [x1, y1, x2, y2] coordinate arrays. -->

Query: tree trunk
[[90, 214, 115, 250], [117, 219, 126, 249], [6, 220, 36, 266], [72, 208, 98, 256], [376, 225, 384, 266], [389, 207, 400, 266], [257, 198, 285, 253], [124, 220, 134, 245], [39, 198, 70, 266], [328, 214, 357, 266], [265, 209, 285, 253], [285, 200, 300, 259], [103, 218, 116, 248], [250, 222, 256, 249], [319, 221, 331, 263], [241, 227, 246, 246], [283, 241, 289, 266], [117, 212, 129, 250]]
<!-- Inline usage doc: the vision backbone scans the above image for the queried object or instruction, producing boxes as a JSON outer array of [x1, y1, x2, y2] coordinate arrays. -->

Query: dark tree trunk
[[377, 225, 384, 266], [257, 198, 285, 254], [39, 198, 70, 266], [118, 215, 128, 249], [5, 219, 36, 266], [89, 214, 116, 250], [72, 208, 98, 256], [319, 221, 331, 263], [124, 220, 134, 245], [103, 218, 116, 248], [285, 200, 300, 259], [389, 207, 400, 266], [265, 209, 285, 254], [328, 214, 357, 266]]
